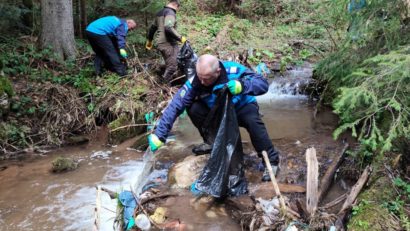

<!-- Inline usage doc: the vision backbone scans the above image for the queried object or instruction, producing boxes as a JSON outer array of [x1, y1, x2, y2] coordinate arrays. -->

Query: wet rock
[[51, 156, 78, 173], [130, 133, 149, 151], [168, 155, 209, 188], [205, 210, 217, 218], [66, 135, 89, 145], [108, 115, 145, 145]]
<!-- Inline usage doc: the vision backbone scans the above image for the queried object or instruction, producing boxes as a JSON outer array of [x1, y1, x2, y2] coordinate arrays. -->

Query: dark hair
[[169, 0, 180, 6]]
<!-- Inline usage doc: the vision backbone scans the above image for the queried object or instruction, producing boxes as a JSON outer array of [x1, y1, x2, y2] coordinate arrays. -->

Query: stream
[[0, 65, 348, 230]]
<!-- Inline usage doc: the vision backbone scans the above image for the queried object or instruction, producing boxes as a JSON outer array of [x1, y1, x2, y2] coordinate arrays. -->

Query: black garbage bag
[[177, 41, 197, 80], [195, 88, 248, 198]]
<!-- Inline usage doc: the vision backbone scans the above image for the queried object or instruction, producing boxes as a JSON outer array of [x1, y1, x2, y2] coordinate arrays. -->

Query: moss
[[347, 172, 401, 230], [0, 76, 13, 97], [51, 156, 78, 173], [108, 113, 145, 145]]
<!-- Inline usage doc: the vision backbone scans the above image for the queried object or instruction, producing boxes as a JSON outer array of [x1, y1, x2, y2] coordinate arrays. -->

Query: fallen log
[[306, 147, 319, 218], [335, 165, 372, 230], [318, 143, 349, 202], [248, 182, 306, 199]]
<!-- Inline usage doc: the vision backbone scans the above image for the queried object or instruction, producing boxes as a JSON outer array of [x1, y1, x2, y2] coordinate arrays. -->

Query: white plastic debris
[[90, 150, 112, 159]]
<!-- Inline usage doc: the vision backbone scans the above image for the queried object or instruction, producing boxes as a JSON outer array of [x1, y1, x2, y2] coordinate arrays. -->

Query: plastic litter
[[177, 41, 198, 80], [135, 214, 151, 231], [118, 191, 137, 230], [194, 88, 248, 198], [255, 62, 271, 77], [90, 150, 112, 159], [150, 207, 167, 224]]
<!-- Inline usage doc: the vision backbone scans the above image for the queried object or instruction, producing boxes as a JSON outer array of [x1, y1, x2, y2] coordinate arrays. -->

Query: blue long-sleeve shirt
[[154, 61, 269, 142], [86, 16, 128, 48]]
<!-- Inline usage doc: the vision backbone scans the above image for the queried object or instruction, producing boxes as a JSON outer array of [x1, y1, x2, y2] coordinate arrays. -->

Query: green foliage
[[394, 178, 410, 199], [0, 122, 31, 148], [238, 0, 277, 18], [0, 76, 14, 96], [332, 46, 410, 156], [228, 17, 252, 42], [315, 0, 410, 159]]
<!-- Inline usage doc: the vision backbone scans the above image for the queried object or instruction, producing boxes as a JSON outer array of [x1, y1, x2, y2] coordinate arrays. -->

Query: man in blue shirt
[[148, 54, 280, 182], [86, 16, 136, 76]]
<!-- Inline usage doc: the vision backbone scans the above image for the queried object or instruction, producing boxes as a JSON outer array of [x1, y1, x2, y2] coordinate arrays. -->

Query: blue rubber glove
[[227, 80, 242, 95], [120, 49, 128, 58], [148, 134, 163, 152]]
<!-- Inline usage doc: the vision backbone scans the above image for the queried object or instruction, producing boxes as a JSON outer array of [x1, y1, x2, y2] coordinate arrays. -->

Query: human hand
[[148, 134, 163, 152], [145, 40, 153, 50], [180, 36, 187, 44], [227, 80, 242, 95]]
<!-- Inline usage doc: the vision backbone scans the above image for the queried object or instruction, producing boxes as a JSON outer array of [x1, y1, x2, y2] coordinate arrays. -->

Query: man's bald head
[[196, 54, 221, 86], [126, 19, 137, 30]]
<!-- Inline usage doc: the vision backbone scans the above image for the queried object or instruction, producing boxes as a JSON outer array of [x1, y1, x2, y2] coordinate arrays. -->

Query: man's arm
[[115, 20, 128, 49], [154, 81, 197, 141], [147, 20, 158, 41], [163, 11, 183, 41], [239, 69, 269, 96]]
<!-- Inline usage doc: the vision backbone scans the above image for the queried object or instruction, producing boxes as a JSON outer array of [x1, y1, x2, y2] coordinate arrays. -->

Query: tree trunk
[[40, 0, 76, 60], [80, 0, 87, 37]]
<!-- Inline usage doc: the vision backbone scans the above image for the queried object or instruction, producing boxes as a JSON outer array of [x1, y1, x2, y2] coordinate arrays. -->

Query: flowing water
[[0, 65, 348, 230]]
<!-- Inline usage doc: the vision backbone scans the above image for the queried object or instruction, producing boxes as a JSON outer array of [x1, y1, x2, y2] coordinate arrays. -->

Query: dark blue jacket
[[154, 61, 269, 141], [86, 16, 128, 49]]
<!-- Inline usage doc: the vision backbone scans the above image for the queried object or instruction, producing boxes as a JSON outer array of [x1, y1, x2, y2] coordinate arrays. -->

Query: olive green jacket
[[147, 6, 182, 46]]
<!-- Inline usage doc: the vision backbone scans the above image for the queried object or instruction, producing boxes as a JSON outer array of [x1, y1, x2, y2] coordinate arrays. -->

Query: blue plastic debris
[[118, 191, 137, 230], [190, 181, 204, 197], [255, 63, 271, 77]]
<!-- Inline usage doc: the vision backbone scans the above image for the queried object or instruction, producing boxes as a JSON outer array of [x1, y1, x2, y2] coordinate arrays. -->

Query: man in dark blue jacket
[[148, 54, 280, 181], [86, 16, 136, 76]]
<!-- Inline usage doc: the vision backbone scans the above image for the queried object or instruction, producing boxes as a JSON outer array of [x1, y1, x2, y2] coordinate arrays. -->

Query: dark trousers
[[157, 43, 179, 84], [187, 101, 280, 165], [86, 31, 126, 76]]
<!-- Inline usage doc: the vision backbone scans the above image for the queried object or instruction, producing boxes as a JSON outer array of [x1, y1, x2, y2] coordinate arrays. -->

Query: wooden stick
[[262, 151, 286, 213], [306, 147, 319, 217], [130, 187, 162, 230], [109, 123, 151, 132], [336, 166, 372, 230], [140, 193, 178, 205], [93, 185, 102, 231], [338, 166, 372, 215], [320, 193, 347, 210], [318, 143, 349, 202]]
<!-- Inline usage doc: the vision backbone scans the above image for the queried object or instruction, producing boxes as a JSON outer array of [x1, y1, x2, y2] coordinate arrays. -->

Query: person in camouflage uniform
[[146, 0, 187, 84]]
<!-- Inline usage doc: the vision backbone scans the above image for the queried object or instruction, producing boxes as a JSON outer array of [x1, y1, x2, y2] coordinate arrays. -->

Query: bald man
[[86, 16, 137, 76], [148, 55, 280, 181]]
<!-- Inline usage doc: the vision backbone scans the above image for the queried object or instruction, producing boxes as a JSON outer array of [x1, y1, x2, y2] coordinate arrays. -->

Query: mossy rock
[[51, 157, 78, 173], [108, 114, 145, 145]]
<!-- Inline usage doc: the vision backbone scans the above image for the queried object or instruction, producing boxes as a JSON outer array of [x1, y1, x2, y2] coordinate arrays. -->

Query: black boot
[[262, 164, 279, 182], [192, 143, 212, 156]]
